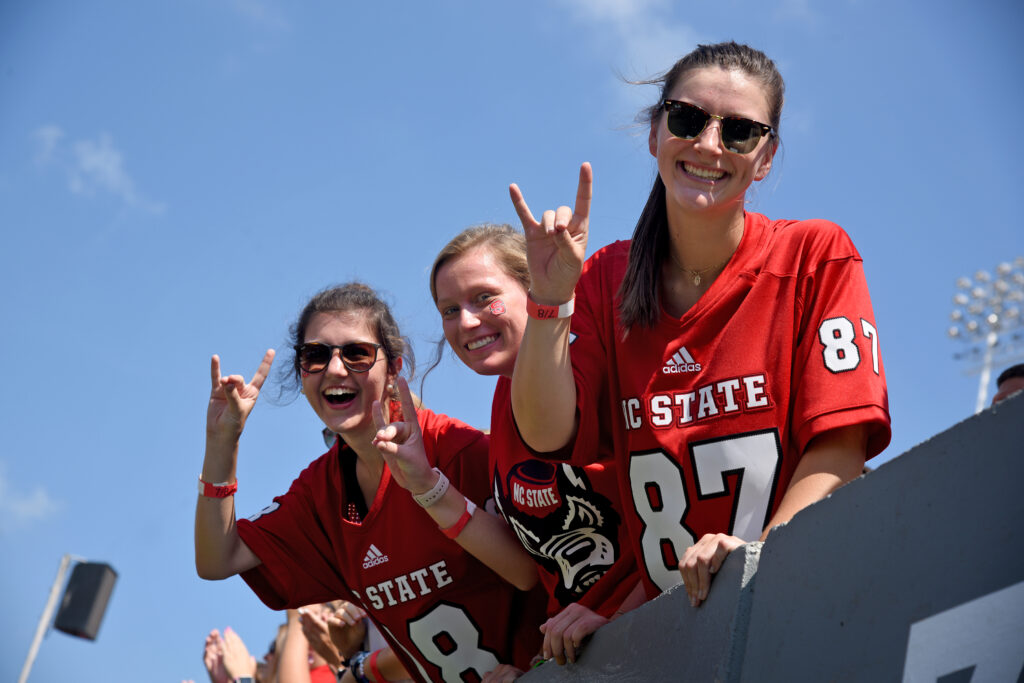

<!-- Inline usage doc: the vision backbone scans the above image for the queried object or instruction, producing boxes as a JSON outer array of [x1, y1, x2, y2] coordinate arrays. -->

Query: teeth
[[467, 335, 497, 351], [324, 387, 355, 398], [683, 162, 725, 180]]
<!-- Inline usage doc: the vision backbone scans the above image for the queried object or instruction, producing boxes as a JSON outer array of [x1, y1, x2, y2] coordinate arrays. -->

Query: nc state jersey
[[567, 213, 891, 595], [236, 408, 543, 681], [489, 376, 640, 618]]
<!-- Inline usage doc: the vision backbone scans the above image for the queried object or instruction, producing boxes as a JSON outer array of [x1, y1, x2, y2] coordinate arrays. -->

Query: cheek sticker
[[300, 369, 311, 377], [489, 299, 507, 316]]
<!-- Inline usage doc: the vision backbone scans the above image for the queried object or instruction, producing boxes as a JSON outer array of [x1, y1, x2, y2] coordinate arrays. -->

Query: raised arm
[[373, 379, 539, 591], [194, 351, 273, 580], [508, 163, 591, 452]]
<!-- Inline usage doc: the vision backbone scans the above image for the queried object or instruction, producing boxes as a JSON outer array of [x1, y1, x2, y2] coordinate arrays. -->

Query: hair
[[997, 363, 1024, 387], [428, 223, 529, 304], [276, 282, 414, 399], [420, 224, 529, 396], [618, 41, 786, 331]]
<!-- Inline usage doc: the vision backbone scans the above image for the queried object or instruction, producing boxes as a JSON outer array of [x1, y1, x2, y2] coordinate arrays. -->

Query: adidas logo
[[362, 544, 389, 569], [662, 346, 702, 374]]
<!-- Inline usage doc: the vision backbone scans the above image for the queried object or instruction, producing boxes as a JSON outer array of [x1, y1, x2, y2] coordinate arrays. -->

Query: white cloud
[[557, 0, 703, 122], [31, 125, 166, 214], [559, 0, 701, 77], [771, 0, 822, 27], [230, 0, 290, 31], [0, 463, 61, 533], [33, 125, 64, 164]]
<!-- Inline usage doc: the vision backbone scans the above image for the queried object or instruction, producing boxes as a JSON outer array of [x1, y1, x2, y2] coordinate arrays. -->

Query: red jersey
[[489, 376, 640, 618], [236, 408, 542, 682], [567, 213, 891, 595]]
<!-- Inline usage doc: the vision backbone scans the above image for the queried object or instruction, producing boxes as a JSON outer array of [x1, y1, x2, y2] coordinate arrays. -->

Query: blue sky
[[2, 1, 1022, 681]]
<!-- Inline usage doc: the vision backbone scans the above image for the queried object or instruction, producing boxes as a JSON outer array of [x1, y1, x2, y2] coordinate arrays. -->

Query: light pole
[[948, 257, 1024, 413]]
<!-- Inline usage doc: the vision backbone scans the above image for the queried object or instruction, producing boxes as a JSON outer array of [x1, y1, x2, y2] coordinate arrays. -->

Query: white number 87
[[818, 316, 879, 375]]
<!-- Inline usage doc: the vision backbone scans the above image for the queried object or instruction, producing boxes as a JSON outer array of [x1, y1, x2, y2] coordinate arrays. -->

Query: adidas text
[[663, 363, 701, 373]]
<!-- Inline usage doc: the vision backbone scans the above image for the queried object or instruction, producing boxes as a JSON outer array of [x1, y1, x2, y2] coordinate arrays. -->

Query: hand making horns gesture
[[508, 162, 592, 305], [371, 377, 435, 494], [206, 350, 275, 443]]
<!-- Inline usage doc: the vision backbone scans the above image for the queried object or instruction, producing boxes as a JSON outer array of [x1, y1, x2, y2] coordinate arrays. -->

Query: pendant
[[693, 274, 701, 286]]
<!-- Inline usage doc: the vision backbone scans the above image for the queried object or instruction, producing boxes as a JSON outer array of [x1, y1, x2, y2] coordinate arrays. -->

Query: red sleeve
[[236, 454, 351, 610], [561, 241, 629, 466], [416, 408, 492, 506], [788, 223, 891, 459]]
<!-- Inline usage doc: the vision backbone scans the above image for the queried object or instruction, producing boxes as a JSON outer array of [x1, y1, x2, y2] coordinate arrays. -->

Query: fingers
[[372, 399, 388, 433], [481, 663, 524, 683], [249, 349, 276, 390], [301, 607, 330, 635], [210, 355, 222, 392], [509, 183, 539, 229], [330, 601, 367, 627], [540, 604, 605, 665], [395, 378, 419, 427], [573, 162, 593, 221], [679, 533, 742, 607]]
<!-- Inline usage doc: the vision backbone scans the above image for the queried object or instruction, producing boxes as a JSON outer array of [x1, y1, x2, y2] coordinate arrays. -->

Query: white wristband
[[413, 468, 449, 508]]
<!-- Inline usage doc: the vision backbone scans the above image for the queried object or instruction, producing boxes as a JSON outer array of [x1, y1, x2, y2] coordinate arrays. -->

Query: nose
[[324, 348, 349, 376], [692, 119, 724, 155], [458, 307, 483, 331]]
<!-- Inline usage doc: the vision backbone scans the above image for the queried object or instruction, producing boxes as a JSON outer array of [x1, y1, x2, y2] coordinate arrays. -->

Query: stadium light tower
[[948, 257, 1024, 413]]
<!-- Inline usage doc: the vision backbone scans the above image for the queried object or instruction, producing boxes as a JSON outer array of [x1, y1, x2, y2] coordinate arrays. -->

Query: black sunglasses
[[294, 342, 384, 374], [661, 100, 774, 154]]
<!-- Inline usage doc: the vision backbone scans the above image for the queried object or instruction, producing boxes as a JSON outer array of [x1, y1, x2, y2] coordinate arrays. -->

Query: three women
[[196, 39, 891, 678]]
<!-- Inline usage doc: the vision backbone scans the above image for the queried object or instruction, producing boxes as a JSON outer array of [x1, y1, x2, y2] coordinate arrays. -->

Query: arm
[[760, 424, 867, 534], [373, 380, 539, 591], [678, 425, 868, 607], [508, 163, 591, 452], [195, 352, 273, 580], [279, 610, 314, 683]]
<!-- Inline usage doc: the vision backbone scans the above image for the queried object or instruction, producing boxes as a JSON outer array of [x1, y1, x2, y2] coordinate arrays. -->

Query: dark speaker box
[[54, 562, 118, 640]]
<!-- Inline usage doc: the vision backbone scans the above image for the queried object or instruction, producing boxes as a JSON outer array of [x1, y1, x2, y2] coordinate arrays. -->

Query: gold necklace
[[668, 250, 732, 286]]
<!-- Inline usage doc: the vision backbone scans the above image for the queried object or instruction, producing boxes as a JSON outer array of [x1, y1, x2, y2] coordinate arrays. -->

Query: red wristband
[[526, 291, 574, 320], [440, 498, 477, 539], [368, 649, 386, 682], [198, 478, 238, 498]]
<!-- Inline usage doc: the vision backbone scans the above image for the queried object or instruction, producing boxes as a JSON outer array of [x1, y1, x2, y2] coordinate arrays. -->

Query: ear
[[648, 120, 659, 158], [753, 139, 777, 181], [388, 356, 403, 383]]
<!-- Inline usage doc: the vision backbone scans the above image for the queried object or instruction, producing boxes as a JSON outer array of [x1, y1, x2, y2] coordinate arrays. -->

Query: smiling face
[[300, 310, 396, 445], [649, 66, 776, 219], [434, 246, 529, 378]]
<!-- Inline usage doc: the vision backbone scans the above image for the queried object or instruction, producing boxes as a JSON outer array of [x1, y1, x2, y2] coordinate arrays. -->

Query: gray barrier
[[522, 392, 1024, 682]]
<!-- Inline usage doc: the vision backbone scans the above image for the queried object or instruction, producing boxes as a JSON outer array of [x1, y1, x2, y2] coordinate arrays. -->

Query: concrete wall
[[521, 392, 1024, 682]]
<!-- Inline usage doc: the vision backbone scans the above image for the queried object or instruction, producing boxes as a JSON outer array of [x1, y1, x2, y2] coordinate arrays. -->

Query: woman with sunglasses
[[195, 282, 543, 683], [508, 42, 891, 607]]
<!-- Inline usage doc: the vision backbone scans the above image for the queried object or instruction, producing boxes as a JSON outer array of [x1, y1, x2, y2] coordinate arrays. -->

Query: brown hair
[[618, 41, 785, 330], [428, 223, 529, 304], [277, 282, 414, 398]]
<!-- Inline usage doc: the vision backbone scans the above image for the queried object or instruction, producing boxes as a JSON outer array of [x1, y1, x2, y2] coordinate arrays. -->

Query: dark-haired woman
[[195, 282, 542, 682], [509, 42, 891, 607]]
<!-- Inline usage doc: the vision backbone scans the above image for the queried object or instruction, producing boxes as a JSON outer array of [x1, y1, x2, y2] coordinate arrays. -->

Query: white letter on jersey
[[649, 395, 672, 427], [622, 398, 642, 430]]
